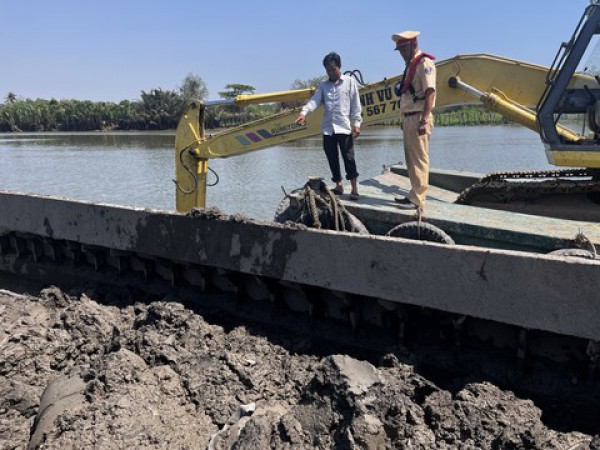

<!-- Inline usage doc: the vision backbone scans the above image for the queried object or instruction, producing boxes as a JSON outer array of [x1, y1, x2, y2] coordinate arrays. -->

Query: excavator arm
[[174, 58, 594, 212], [174, 74, 411, 211], [437, 54, 594, 158]]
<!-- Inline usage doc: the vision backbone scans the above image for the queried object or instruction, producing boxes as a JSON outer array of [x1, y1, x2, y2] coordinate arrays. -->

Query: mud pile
[[1, 284, 598, 449]]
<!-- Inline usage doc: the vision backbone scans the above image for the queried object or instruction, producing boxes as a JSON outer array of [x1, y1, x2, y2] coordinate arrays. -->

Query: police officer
[[392, 31, 436, 210]]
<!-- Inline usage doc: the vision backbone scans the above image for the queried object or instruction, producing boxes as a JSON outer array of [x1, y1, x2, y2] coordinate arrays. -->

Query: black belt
[[404, 111, 421, 117]]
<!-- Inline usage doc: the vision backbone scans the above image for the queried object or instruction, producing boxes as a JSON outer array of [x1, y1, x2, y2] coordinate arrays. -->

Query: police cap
[[392, 30, 420, 48]]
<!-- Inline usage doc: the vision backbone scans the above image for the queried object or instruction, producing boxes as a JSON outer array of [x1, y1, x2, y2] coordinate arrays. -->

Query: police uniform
[[392, 31, 436, 209]]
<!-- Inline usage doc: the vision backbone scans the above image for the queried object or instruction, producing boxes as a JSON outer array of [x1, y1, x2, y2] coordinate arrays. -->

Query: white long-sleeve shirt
[[301, 74, 362, 135]]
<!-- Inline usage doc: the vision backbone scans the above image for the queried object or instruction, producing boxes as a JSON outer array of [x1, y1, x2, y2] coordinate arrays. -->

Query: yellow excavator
[[175, 1, 600, 217]]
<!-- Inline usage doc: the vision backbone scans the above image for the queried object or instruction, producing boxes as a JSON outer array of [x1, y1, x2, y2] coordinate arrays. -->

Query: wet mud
[[1, 279, 599, 449]]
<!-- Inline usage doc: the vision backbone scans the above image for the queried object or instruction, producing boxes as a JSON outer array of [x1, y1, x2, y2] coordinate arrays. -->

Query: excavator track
[[456, 168, 600, 204]]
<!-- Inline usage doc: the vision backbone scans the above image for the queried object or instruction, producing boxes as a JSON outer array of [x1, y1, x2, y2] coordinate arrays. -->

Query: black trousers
[[323, 133, 359, 182]]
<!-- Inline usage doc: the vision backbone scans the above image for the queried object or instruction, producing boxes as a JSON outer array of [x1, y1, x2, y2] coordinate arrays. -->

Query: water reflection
[[0, 126, 553, 220], [0, 132, 173, 149]]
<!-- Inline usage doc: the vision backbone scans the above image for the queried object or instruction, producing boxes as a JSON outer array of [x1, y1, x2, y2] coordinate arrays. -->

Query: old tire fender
[[274, 193, 369, 235], [386, 221, 455, 244], [547, 248, 596, 259], [274, 192, 303, 223]]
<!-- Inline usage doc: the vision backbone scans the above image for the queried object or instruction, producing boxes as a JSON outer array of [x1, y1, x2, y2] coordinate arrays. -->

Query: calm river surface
[[0, 126, 555, 220]]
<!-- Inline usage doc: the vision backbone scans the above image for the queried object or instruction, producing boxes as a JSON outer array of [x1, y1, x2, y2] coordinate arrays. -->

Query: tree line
[[0, 74, 279, 132], [0, 73, 505, 132], [379, 105, 512, 127]]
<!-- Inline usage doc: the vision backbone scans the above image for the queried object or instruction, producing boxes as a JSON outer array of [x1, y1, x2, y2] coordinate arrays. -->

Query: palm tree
[[139, 88, 184, 129], [5, 92, 17, 104]]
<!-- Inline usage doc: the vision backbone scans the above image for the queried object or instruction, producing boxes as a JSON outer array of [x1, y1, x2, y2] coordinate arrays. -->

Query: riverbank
[[0, 96, 508, 133]]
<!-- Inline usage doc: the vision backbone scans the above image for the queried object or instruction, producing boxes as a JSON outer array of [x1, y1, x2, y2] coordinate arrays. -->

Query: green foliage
[[138, 89, 184, 130], [0, 74, 199, 132], [290, 76, 327, 90], [378, 105, 511, 127], [180, 74, 208, 103], [0, 78, 511, 133], [218, 84, 256, 99], [211, 84, 258, 124], [279, 76, 328, 111], [0, 97, 154, 132], [435, 106, 511, 126], [4, 92, 17, 104]]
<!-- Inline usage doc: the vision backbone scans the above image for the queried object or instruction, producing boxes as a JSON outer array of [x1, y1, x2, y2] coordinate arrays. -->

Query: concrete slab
[[1, 190, 600, 341]]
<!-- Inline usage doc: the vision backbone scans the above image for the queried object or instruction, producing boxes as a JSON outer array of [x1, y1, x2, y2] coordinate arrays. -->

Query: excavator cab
[[537, 1, 600, 167]]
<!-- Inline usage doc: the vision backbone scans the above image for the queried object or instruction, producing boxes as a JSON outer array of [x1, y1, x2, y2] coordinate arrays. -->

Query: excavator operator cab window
[[537, 2, 600, 153], [577, 35, 600, 138]]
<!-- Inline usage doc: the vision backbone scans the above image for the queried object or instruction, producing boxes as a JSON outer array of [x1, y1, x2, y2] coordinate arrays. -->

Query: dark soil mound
[[0, 285, 596, 449]]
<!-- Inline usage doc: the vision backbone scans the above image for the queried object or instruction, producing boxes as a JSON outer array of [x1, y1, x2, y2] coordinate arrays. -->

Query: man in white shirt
[[295, 52, 363, 200]]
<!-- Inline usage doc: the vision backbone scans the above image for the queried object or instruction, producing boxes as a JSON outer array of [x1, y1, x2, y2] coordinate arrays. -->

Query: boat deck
[[342, 165, 600, 252]]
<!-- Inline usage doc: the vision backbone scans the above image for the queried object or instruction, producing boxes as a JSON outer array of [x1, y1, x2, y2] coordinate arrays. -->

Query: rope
[[279, 179, 364, 233], [294, 181, 358, 232], [416, 206, 423, 239], [306, 188, 321, 229], [323, 185, 346, 231]]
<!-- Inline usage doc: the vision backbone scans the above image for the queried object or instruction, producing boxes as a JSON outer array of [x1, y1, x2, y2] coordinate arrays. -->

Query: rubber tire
[[547, 248, 596, 259], [274, 190, 304, 223], [274, 194, 369, 234], [346, 212, 370, 235], [386, 221, 455, 244]]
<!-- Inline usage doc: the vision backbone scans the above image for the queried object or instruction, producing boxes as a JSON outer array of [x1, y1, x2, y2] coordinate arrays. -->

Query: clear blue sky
[[1, 0, 593, 103]]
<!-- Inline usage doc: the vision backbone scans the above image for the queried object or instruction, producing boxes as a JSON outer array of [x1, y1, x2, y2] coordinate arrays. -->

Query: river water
[[0, 126, 555, 220]]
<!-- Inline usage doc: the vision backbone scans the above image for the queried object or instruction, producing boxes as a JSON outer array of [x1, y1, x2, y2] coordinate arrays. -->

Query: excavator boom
[[175, 54, 596, 211]]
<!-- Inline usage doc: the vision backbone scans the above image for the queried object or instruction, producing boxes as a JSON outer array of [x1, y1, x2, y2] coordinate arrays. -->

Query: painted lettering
[[376, 88, 393, 102], [360, 92, 374, 106]]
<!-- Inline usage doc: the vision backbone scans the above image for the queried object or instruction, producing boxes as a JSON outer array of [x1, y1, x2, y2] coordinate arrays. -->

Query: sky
[[0, 0, 595, 103]]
